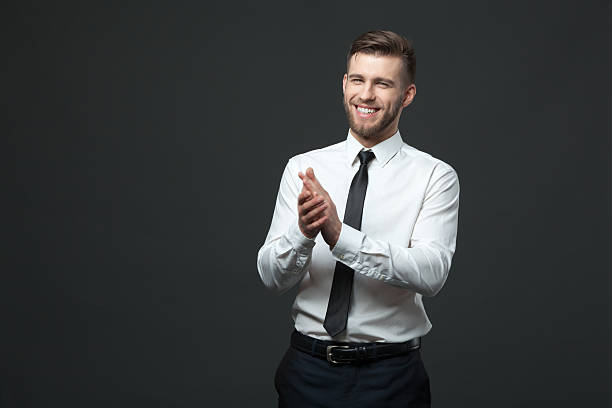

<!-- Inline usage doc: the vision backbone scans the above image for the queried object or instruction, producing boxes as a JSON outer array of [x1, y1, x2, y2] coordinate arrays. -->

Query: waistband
[[290, 329, 420, 365]]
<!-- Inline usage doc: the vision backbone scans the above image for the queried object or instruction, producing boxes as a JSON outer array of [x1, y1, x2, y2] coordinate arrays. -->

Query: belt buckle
[[326, 345, 351, 365]]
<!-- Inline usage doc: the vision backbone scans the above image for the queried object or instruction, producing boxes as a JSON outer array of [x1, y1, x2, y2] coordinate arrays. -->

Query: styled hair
[[347, 30, 416, 86]]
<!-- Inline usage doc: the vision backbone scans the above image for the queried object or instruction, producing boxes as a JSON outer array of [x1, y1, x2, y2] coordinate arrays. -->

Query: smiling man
[[257, 30, 460, 407]]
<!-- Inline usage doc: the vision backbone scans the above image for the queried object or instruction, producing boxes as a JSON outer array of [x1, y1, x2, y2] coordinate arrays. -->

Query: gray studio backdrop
[[5, 1, 609, 407]]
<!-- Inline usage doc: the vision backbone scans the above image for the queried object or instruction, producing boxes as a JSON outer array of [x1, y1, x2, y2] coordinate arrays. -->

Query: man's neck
[[349, 128, 397, 148]]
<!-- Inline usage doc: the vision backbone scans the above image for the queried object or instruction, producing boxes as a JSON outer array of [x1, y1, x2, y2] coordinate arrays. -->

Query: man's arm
[[257, 159, 328, 294], [300, 164, 460, 297]]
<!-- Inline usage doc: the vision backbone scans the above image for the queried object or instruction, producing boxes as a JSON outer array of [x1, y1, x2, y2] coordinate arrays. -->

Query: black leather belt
[[290, 330, 420, 365]]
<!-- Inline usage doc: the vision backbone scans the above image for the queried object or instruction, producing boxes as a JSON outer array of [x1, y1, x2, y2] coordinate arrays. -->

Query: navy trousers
[[275, 343, 431, 407]]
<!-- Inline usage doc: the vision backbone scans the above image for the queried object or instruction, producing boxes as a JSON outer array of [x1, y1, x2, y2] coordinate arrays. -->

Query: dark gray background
[[4, 1, 610, 407]]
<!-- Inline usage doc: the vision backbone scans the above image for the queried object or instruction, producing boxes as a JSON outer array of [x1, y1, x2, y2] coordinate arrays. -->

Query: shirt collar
[[345, 129, 403, 168]]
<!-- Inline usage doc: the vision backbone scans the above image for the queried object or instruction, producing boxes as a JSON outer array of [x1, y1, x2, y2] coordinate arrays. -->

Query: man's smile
[[354, 104, 380, 119]]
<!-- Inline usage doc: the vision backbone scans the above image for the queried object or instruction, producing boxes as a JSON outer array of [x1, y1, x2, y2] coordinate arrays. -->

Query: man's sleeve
[[330, 162, 460, 297], [257, 158, 317, 294]]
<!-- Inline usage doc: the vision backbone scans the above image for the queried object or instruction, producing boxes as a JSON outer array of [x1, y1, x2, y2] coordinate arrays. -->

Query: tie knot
[[358, 150, 375, 166]]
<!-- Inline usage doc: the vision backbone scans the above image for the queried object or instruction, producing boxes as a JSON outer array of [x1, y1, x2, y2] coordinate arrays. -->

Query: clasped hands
[[297, 168, 342, 248]]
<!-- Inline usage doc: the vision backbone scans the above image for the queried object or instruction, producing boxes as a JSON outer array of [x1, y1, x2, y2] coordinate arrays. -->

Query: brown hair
[[347, 30, 416, 86]]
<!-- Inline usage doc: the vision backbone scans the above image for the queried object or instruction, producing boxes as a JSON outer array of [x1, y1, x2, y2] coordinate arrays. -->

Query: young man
[[257, 30, 460, 407]]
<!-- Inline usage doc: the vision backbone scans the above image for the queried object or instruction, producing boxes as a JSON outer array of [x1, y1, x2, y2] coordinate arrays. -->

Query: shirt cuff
[[287, 221, 317, 253], [331, 223, 364, 264]]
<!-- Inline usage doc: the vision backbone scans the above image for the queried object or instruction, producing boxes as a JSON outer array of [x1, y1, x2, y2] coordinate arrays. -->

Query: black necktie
[[323, 150, 376, 337]]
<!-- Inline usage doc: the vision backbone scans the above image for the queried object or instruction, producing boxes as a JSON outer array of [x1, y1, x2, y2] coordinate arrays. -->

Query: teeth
[[357, 107, 377, 114]]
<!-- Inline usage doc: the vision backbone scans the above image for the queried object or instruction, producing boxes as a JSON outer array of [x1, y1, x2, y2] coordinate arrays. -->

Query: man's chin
[[350, 122, 382, 139], [349, 118, 374, 135], [351, 128, 375, 140]]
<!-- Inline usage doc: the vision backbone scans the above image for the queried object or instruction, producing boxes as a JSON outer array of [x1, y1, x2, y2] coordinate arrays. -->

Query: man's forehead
[[347, 53, 404, 75]]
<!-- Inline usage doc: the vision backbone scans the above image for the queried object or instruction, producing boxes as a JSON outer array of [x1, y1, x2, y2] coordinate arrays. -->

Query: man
[[257, 30, 459, 407]]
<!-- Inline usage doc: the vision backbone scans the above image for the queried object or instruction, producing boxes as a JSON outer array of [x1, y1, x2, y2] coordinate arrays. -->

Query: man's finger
[[300, 179, 317, 196], [298, 171, 309, 184], [299, 170, 320, 193], [299, 195, 324, 216], [303, 202, 328, 224], [300, 195, 324, 213], [298, 190, 312, 205], [306, 167, 316, 179], [298, 171, 314, 191], [307, 214, 328, 230], [305, 167, 325, 192]]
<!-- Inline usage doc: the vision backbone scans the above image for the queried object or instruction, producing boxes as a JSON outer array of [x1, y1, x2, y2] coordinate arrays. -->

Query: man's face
[[342, 53, 415, 144]]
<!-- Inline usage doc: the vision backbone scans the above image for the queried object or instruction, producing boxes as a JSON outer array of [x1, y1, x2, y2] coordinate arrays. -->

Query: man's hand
[[297, 183, 329, 239], [298, 168, 342, 248]]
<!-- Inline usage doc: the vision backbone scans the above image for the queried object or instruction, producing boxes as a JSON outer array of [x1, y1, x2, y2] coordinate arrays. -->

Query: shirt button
[[339, 254, 345, 260]]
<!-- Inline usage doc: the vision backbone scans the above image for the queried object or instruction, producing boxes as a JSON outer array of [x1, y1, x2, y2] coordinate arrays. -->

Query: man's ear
[[342, 73, 347, 95], [402, 84, 416, 107]]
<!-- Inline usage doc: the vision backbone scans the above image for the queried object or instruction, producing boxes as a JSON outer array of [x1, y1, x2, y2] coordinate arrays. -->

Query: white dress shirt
[[257, 130, 460, 343]]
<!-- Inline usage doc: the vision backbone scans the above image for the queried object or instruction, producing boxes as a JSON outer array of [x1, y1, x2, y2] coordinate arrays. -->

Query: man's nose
[[359, 83, 375, 101]]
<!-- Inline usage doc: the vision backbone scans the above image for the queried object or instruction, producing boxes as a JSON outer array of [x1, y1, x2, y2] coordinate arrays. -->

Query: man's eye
[[378, 82, 389, 87], [351, 79, 363, 83]]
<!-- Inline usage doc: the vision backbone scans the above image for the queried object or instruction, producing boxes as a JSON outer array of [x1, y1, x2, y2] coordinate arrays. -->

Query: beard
[[343, 95, 403, 141]]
